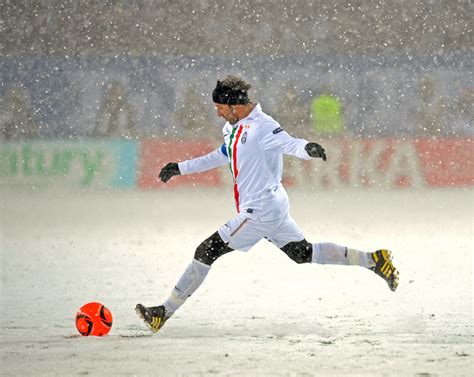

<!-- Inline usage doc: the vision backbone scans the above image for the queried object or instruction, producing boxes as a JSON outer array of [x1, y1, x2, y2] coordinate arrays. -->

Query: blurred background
[[0, 0, 472, 190]]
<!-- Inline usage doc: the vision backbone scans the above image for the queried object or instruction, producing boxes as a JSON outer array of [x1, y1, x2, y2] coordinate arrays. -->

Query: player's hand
[[305, 142, 326, 161], [159, 162, 181, 183]]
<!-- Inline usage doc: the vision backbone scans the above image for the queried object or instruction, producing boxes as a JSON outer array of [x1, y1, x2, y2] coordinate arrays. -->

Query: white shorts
[[218, 210, 305, 252]]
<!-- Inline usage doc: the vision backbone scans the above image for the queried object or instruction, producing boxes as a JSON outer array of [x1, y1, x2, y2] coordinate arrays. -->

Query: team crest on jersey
[[241, 131, 248, 144]]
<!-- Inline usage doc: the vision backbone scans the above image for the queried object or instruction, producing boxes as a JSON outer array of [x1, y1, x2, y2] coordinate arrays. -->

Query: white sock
[[312, 242, 374, 268], [163, 259, 211, 315]]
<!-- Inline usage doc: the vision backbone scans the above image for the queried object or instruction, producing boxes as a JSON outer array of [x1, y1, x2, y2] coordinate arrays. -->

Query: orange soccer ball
[[75, 302, 113, 336]]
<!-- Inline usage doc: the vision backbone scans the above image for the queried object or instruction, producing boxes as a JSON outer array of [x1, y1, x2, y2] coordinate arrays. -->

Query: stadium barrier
[[0, 140, 138, 190], [283, 138, 473, 188], [1, 138, 472, 190], [138, 139, 222, 189]]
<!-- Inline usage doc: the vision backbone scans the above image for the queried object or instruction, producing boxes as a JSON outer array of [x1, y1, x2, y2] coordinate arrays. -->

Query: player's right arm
[[158, 146, 228, 183]]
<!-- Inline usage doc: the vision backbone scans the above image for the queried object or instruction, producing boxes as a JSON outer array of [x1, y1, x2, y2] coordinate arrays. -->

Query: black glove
[[305, 142, 327, 161], [159, 162, 181, 183]]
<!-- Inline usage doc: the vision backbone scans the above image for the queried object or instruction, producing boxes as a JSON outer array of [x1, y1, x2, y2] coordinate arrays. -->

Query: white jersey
[[178, 103, 311, 217]]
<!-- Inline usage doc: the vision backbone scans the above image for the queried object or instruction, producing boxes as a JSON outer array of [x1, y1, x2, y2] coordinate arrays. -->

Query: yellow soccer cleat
[[370, 249, 399, 292], [135, 304, 170, 332]]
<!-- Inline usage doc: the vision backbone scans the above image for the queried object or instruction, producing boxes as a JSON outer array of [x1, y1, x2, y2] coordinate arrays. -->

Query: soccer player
[[136, 76, 399, 332]]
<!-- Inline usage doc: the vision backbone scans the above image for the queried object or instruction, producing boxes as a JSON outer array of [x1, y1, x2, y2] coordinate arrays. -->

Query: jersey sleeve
[[178, 147, 228, 175], [259, 122, 312, 160]]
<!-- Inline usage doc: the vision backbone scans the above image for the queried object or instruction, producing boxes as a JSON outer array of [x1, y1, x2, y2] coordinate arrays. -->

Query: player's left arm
[[260, 123, 326, 161]]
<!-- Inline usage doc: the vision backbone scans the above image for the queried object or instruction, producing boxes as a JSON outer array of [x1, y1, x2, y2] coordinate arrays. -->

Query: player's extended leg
[[280, 238, 375, 266], [136, 231, 233, 332], [280, 240, 399, 291]]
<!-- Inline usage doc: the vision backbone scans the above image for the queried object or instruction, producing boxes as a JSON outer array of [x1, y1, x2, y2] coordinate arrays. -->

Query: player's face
[[214, 103, 238, 125]]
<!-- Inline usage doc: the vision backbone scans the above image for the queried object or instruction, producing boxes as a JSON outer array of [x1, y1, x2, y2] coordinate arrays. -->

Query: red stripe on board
[[232, 125, 244, 211], [139, 139, 221, 189]]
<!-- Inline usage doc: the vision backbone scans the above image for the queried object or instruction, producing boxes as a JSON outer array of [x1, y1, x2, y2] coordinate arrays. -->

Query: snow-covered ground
[[1, 187, 472, 376]]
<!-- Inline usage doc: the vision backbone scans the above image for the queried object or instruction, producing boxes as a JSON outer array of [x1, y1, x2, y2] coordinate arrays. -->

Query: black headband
[[212, 80, 249, 105]]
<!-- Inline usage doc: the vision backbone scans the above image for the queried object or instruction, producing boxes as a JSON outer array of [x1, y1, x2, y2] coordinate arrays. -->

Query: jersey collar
[[246, 103, 262, 121], [233, 103, 262, 127]]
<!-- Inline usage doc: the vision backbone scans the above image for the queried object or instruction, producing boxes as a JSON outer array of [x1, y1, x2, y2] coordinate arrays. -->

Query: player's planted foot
[[135, 304, 170, 332], [370, 249, 399, 292]]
